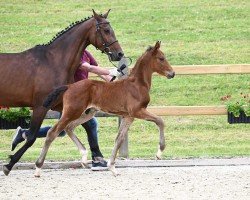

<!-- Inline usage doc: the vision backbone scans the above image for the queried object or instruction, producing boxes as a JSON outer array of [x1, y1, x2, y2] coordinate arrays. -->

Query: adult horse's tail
[[43, 86, 68, 109]]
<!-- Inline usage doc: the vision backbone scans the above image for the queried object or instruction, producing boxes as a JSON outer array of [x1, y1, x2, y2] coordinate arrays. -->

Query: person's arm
[[80, 62, 110, 76], [80, 62, 120, 81], [99, 75, 113, 82]]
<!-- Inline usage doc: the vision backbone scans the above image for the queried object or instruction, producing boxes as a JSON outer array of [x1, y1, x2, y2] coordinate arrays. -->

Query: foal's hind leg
[[108, 117, 134, 176], [65, 109, 97, 168], [133, 109, 165, 159], [66, 131, 89, 168], [34, 118, 70, 177]]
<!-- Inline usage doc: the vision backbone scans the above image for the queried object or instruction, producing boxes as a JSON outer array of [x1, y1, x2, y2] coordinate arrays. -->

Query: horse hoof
[[111, 170, 120, 177], [34, 174, 41, 178], [155, 153, 162, 160], [3, 165, 10, 176], [81, 162, 90, 169], [113, 172, 121, 177], [34, 167, 41, 177], [156, 149, 162, 160], [108, 163, 119, 176], [156, 155, 162, 160]]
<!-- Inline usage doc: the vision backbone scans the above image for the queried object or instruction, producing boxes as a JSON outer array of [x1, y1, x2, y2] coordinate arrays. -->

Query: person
[[11, 49, 122, 171]]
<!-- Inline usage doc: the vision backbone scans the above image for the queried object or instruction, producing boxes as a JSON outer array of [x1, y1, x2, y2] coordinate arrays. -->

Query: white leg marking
[[81, 150, 90, 168], [108, 160, 119, 177], [34, 166, 41, 178], [156, 146, 163, 160]]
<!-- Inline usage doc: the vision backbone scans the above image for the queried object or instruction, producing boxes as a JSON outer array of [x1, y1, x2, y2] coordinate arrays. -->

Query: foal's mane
[[130, 46, 152, 75]]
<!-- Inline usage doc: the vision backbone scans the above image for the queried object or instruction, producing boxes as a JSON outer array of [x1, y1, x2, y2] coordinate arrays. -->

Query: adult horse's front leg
[[108, 117, 134, 176], [133, 109, 165, 160], [3, 106, 48, 176]]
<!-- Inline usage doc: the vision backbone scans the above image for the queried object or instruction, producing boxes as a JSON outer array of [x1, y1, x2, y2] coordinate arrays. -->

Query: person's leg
[[36, 127, 66, 138], [81, 117, 103, 159], [81, 117, 107, 170], [12, 126, 66, 150]]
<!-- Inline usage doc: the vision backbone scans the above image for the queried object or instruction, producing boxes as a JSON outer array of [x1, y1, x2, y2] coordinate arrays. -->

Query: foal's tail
[[43, 85, 68, 109]]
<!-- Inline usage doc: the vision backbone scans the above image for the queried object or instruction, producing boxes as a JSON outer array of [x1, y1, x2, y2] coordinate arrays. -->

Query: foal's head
[[147, 41, 175, 79], [89, 9, 124, 61]]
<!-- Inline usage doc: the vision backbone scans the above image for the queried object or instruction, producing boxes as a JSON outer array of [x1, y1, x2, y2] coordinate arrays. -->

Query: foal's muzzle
[[166, 71, 175, 79]]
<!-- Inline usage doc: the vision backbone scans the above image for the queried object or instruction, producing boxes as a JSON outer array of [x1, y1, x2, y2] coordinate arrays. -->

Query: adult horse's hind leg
[[108, 117, 134, 176], [133, 109, 165, 159], [3, 106, 48, 176], [65, 109, 97, 168]]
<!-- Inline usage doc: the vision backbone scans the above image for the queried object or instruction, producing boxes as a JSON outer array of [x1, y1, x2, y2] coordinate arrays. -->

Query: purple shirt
[[74, 50, 98, 82]]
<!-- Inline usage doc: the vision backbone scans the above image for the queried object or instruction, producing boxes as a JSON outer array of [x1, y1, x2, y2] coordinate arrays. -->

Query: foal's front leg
[[133, 109, 165, 159], [108, 117, 134, 176]]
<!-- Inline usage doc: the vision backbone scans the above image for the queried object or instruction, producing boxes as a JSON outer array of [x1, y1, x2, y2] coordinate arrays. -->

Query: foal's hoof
[[81, 162, 90, 169], [3, 165, 10, 176], [156, 155, 162, 160], [156, 149, 162, 160], [108, 163, 120, 177], [34, 167, 41, 178], [109, 167, 120, 177], [112, 171, 121, 177]]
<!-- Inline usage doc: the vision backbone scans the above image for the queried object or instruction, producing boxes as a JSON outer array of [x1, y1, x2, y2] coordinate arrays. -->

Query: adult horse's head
[[147, 41, 175, 79], [89, 9, 124, 61]]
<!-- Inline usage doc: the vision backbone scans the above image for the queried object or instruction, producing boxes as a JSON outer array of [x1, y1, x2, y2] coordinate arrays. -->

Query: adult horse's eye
[[158, 57, 165, 62]]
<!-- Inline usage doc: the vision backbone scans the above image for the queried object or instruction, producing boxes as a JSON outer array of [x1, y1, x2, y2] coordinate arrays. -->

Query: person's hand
[[108, 68, 122, 77]]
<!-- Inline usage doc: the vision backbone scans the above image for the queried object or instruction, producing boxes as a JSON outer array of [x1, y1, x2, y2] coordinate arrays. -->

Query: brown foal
[[35, 41, 175, 177]]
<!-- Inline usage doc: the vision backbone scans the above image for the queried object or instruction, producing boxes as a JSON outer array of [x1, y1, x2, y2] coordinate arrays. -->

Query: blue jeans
[[81, 118, 103, 159], [25, 118, 103, 159], [35, 126, 66, 138]]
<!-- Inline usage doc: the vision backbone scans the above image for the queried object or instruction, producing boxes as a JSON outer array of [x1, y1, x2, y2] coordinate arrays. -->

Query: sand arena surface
[[0, 165, 249, 200]]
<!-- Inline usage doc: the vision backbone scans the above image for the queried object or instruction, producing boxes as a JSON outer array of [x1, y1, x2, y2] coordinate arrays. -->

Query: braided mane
[[40, 15, 93, 46]]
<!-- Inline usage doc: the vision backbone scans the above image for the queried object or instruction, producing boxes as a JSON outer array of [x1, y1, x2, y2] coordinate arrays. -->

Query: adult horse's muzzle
[[108, 51, 124, 61], [166, 71, 175, 79]]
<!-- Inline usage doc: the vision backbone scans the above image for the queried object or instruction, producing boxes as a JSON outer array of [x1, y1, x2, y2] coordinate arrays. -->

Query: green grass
[[150, 74, 250, 106], [0, 0, 249, 161], [0, 0, 249, 65], [0, 116, 249, 162]]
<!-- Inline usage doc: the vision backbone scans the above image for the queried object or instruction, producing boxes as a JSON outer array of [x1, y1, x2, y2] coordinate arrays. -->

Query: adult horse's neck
[[130, 54, 153, 90], [44, 18, 94, 82]]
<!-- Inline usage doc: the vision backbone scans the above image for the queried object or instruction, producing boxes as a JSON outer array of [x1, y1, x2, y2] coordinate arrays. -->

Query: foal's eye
[[104, 29, 110, 34], [158, 57, 165, 62]]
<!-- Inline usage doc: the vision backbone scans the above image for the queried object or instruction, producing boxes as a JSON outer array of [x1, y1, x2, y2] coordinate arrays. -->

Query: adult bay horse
[[34, 41, 175, 177], [0, 9, 124, 175]]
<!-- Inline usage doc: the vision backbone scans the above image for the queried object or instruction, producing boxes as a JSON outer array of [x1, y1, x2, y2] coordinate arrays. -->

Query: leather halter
[[95, 21, 118, 55]]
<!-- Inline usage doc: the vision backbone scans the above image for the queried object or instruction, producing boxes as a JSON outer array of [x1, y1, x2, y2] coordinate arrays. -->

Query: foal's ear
[[154, 41, 161, 49], [152, 41, 161, 54], [102, 9, 111, 19], [92, 9, 102, 21]]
